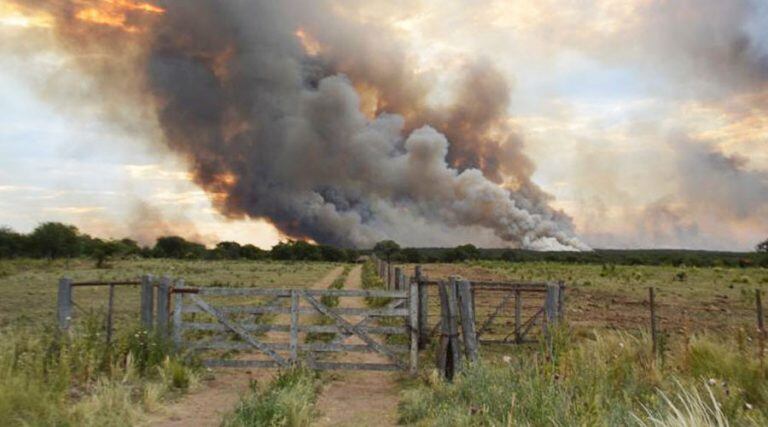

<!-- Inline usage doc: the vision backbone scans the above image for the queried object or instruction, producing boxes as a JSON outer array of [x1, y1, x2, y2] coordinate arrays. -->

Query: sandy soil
[[313, 265, 401, 427]]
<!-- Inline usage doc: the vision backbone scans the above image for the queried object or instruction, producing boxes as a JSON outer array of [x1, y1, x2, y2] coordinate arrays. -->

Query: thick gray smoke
[[7, 0, 588, 250]]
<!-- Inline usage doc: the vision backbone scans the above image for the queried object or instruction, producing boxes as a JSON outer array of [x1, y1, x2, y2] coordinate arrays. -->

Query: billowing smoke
[[6, 0, 588, 250]]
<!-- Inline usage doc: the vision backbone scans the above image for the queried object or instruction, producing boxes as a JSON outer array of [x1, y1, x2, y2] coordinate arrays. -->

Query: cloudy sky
[[0, 0, 766, 250]]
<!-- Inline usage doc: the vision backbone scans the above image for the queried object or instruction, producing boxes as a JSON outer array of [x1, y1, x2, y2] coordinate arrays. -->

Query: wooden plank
[[457, 280, 479, 363], [197, 288, 293, 297], [182, 322, 407, 335], [409, 278, 419, 374], [312, 362, 401, 372], [302, 291, 406, 370], [57, 277, 72, 330], [329, 299, 406, 345], [190, 341, 409, 354], [290, 290, 299, 363], [156, 277, 170, 336], [203, 359, 281, 369], [70, 280, 141, 287], [173, 279, 184, 349], [140, 274, 154, 330], [190, 295, 289, 367], [182, 305, 408, 317]]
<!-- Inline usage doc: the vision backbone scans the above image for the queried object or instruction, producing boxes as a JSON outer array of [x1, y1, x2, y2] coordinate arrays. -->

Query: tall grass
[[399, 330, 768, 426], [0, 314, 197, 426], [222, 367, 320, 427]]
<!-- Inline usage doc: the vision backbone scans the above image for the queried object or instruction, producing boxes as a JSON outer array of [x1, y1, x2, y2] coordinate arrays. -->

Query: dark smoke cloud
[[6, 0, 587, 250]]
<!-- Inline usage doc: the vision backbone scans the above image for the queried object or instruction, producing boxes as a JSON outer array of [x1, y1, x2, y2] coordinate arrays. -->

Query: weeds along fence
[[370, 255, 768, 377], [57, 275, 173, 343], [371, 255, 565, 379]]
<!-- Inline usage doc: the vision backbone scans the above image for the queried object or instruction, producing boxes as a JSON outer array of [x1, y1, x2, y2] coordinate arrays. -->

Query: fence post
[[140, 274, 154, 330], [543, 283, 560, 354], [457, 280, 479, 364], [557, 281, 566, 323], [106, 284, 115, 345], [649, 287, 658, 357], [757, 289, 765, 363], [290, 289, 299, 364], [172, 279, 184, 350], [156, 276, 170, 337], [57, 277, 72, 330], [416, 265, 429, 349], [437, 277, 462, 380], [409, 278, 419, 375], [388, 263, 395, 290], [514, 289, 522, 343], [394, 267, 402, 290]]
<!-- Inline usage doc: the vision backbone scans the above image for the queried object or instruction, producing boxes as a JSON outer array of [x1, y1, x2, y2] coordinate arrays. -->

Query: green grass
[[0, 258, 337, 328], [399, 328, 768, 426], [0, 314, 198, 426], [222, 367, 320, 427]]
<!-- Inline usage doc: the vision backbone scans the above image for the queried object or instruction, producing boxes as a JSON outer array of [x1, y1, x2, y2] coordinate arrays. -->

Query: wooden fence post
[[388, 263, 395, 290], [57, 277, 72, 330], [290, 289, 299, 364], [416, 265, 429, 349], [649, 287, 658, 357], [757, 289, 765, 363], [156, 276, 170, 337], [140, 274, 154, 330], [457, 280, 479, 363], [394, 267, 402, 290], [437, 279, 462, 380], [557, 281, 566, 323], [172, 279, 184, 350], [106, 284, 115, 345], [409, 278, 419, 375], [514, 289, 522, 343]]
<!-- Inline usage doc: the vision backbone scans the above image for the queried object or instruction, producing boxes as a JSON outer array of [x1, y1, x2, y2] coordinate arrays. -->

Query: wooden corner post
[[649, 287, 658, 357], [409, 277, 419, 374], [57, 277, 73, 330], [156, 276, 171, 336], [140, 274, 154, 330], [172, 279, 184, 350], [437, 277, 462, 380], [415, 265, 429, 349], [457, 279, 479, 364], [394, 267, 403, 290]]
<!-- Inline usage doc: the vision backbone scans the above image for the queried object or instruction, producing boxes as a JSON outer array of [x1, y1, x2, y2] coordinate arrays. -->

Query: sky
[[0, 0, 766, 251]]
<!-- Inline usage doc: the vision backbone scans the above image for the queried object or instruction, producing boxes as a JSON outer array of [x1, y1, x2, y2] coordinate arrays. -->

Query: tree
[[758, 238, 768, 253], [400, 247, 422, 263], [153, 236, 206, 259], [443, 244, 480, 262], [215, 241, 242, 259], [0, 226, 26, 258], [319, 244, 345, 262], [373, 240, 400, 262], [270, 240, 321, 261], [241, 244, 267, 260], [29, 222, 81, 259]]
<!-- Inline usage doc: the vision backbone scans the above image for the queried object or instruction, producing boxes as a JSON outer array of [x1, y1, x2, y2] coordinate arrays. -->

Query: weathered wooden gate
[[171, 284, 418, 373]]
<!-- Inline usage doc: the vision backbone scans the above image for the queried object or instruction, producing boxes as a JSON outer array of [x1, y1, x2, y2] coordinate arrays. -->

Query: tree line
[[0, 222, 360, 264], [1, 223, 766, 268]]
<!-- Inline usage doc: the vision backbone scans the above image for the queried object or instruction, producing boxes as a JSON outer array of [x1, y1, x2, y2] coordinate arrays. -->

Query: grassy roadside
[[398, 329, 768, 425], [222, 367, 320, 427], [0, 316, 198, 426]]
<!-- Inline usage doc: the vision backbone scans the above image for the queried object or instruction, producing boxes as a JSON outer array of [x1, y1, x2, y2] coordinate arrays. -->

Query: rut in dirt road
[[314, 265, 402, 427]]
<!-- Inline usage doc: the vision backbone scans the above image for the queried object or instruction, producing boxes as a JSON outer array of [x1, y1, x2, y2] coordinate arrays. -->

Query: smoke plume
[[6, 0, 587, 250]]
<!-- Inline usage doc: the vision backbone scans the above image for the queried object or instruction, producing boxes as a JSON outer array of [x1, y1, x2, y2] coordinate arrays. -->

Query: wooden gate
[[414, 278, 564, 347], [171, 284, 418, 373]]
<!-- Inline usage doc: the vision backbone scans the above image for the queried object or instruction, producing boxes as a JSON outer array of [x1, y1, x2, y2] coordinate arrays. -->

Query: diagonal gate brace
[[301, 290, 406, 370], [190, 294, 289, 367]]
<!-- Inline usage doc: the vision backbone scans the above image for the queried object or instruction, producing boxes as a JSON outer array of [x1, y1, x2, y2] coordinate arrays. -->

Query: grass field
[[3, 258, 768, 425]]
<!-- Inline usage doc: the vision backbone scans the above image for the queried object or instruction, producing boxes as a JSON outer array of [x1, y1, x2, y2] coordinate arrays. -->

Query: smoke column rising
[[8, 0, 588, 250]]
